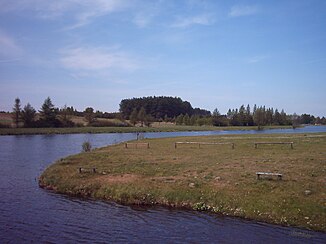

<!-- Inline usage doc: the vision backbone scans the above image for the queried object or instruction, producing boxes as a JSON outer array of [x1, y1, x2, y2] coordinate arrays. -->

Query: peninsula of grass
[[0, 125, 293, 135], [39, 133, 326, 232]]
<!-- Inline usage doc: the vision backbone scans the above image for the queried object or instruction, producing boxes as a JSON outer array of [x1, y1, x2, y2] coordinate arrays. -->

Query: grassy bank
[[39, 133, 326, 231], [0, 125, 293, 135]]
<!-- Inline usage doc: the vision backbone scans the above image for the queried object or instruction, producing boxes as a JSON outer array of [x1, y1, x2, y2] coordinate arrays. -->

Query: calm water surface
[[1, 126, 325, 243]]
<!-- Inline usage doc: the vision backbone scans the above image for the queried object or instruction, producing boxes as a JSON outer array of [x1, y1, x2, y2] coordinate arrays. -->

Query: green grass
[[0, 125, 293, 135], [39, 132, 326, 231]]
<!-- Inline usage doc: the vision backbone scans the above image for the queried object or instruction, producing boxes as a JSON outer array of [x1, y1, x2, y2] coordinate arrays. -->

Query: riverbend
[[1, 128, 326, 242], [40, 132, 326, 232]]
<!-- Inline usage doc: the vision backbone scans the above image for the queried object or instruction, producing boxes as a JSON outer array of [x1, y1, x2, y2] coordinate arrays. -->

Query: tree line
[[175, 105, 325, 127], [4, 96, 326, 128], [119, 97, 325, 127]]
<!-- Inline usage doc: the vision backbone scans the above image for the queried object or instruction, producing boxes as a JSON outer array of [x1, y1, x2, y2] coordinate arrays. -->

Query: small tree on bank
[[84, 107, 95, 125], [183, 114, 190, 125], [175, 114, 184, 125], [130, 108, 138, 126], [82, 141, 92, 152], [59, 104, 74, 127], [138, 107, 146, 127]]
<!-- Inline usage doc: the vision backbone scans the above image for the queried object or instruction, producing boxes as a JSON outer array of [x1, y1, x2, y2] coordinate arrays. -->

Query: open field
[[0, 113, 12, 127], [39, 133, 326, 231]]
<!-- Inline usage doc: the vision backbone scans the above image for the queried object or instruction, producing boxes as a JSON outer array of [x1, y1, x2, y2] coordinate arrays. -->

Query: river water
[[0, 126, 325, 243]]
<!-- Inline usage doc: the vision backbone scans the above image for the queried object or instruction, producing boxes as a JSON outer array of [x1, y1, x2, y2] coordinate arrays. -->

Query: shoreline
[[38, 183, 326, 235], [0, 125, 294, 136], [39, 132, 326, 232], [38, 181, 326, 234]]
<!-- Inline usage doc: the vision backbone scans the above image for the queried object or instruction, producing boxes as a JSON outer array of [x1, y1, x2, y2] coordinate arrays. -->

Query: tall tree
[[21, 103, 36, 127], [239, 105, 246, 125], [39, 97, 57, 126], [280, 109, 288, 125], [12, 97, 21, 128], [246, 104, 253, 126], [273, 109, 281, 125], [253, 106, 265, 128]]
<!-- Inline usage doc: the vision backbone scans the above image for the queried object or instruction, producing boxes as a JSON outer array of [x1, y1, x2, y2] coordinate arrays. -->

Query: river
[[0, 126, 325, 243]]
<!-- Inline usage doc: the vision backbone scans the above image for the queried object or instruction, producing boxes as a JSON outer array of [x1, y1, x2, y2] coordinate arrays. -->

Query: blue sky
[[0, 0, 325, 116]]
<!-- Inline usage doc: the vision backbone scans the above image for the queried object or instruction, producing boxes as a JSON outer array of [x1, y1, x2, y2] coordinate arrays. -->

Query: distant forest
[[119, 96, 325, 127], [1, 96, 325, 128], [119, 96, 211, 119]]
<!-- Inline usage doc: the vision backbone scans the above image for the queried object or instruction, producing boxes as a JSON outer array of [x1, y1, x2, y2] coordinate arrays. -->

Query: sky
[[0, 0, 325, 116]]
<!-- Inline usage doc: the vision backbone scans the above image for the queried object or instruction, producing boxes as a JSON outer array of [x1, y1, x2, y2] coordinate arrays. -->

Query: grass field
[[39, 133, 326, 231]]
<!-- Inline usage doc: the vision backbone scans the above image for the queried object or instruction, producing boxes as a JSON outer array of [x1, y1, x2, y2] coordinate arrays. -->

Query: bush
[[0, 122, 11, 128], [90, 120, 130, 127], [33, 118, 64, 128], [82, 141, 92, 152]]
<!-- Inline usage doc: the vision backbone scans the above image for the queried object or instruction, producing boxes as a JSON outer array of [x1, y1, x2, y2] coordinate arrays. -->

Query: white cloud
[[60, 47, 138, 72], [0, 30, 22, 59], [229, 5, 258, 17], [171, 14, 215, 28]]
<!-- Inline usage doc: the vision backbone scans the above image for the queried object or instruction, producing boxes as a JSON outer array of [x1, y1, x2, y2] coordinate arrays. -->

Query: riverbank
[[0, 125, 293, 135], [39, 133, 326, 232]]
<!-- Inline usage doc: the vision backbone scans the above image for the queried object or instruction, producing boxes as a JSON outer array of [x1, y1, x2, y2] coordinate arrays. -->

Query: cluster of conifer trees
[[9, 97, 129, 128], [11, 97, 75, 128]]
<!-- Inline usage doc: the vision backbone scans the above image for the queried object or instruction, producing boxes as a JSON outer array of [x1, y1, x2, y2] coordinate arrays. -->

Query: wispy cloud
[[171, 14, 215, 28], [133, 12, 156, 28], [229, 5, 258, 17], [65, 0, 130, 29], [247, 55, 268, 64], [0, 0, 130, 29], [131, 1, 163, 28], [303, 58, 326, 65], [0, 30, 22, 60], [60, 46, 139, 72]]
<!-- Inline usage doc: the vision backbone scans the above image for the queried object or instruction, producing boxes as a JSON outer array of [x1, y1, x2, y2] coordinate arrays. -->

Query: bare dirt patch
[[94, 174, 140, 184]]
